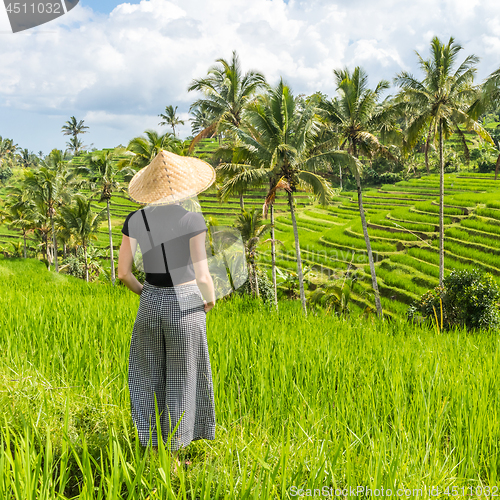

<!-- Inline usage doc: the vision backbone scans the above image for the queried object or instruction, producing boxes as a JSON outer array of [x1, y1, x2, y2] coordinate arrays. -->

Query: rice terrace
[[2, 37, 500, 498]]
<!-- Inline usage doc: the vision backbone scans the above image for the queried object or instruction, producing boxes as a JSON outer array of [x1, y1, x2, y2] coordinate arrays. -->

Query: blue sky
[[83, 1, 141, 14], [0, 0, 499, 154]]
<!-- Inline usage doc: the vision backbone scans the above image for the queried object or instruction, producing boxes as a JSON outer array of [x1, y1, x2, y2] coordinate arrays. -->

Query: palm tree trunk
[[495, 152, 500, 181], [270, 204, 278, 311], [83, 241, 89, 283], [424, 123, 432, 175], [339, 166, 343, 190], [222, 252, 236, 292], [253, 259, 260, 298], [23, 231, 27, 259], [51, 213, 59, 272], [107, 199, 116, 285], [45, 233, 50, 270], [247, 261, 255, 295], [48, 244, 53, 267], [239, 193, 244, 211], [439, 120, 445, 287], [287, 190, 307, 316], [63, 243, 67, 259], [354, 169, 383, 318]]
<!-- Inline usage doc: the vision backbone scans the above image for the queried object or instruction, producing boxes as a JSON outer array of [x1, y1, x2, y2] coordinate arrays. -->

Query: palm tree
[[65, 136, 85, 155], [1, 187, 37, 258], [59, 195, 107, 282], [262, 177, 297, 311], [469, 66, 500, 179], [74, 149, 135, 285], [159, 105, 185, 137], [187, 50, 267, 152], [189, 102, 217, 137], [16, 148, 38, 169], [212, 143, 282, 304], [394, 36, 493, 286], [117, 130, 182, 171], [320, 67, 393, 317], [43, 149, 66, 170], [235, 207, 272, 298], [0, 137, 17, 166], [223, 79, 337, 315], [22, 156, 78, 272], [213, 143, 269, 211], [62, 116, 89, 154]]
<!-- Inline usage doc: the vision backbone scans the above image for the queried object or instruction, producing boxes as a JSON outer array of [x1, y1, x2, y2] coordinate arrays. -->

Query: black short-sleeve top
[[121, 204, 208, 286]]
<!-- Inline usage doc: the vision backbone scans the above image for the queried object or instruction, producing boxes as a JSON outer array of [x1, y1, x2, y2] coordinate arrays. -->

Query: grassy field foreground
[[0, 258, 499, 498]]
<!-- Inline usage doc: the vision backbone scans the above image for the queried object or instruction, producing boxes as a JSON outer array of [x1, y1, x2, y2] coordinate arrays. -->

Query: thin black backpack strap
[[141, 209, 169, 273], [140, 209, 155, 248]]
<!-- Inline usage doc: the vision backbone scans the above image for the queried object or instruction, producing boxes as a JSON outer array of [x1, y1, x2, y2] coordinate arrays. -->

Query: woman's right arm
[[190, 231, 216, 312]]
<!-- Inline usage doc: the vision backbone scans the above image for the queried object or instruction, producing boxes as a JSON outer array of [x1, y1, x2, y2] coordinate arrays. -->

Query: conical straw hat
[[127, 150, 216, 206]]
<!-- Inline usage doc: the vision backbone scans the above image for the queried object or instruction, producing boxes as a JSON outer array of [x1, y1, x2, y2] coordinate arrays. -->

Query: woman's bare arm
[[117, 234, 143, 295], [190, 231, 216, 311]]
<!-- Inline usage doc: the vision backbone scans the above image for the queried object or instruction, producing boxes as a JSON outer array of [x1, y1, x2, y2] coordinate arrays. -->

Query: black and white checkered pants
[[128, 281, 216, 451]]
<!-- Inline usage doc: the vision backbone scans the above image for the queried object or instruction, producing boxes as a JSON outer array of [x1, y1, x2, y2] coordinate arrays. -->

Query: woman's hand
[[204, 300, 215, 313]]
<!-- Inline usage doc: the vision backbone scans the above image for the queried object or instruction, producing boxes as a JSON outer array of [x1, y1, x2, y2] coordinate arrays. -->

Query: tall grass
[[322, 231, 396, 253], [460, 217, 500, 236], [390, 207, 451, 225], [1, 258, 500, 497], [431, 238, 500, 268], [407, 247, 475, 273], [362, 227, 420, 242], [390, 253, 441, 279], [445, 227, 500, 248], [303, 210, 340, 223], [486, 200, 500, 210], [476, 207, 500, 221], [414, 202, 464, 216], [364, 264, 429, 296], [369, 216, 436, 233]]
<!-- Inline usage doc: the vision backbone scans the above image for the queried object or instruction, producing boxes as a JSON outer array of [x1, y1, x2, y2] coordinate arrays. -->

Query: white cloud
[[0, 0, 500, 152]]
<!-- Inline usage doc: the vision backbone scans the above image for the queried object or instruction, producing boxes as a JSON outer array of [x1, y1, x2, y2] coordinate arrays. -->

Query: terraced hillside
[[264, 172, 500, 318], [3, 165, 500, 319]]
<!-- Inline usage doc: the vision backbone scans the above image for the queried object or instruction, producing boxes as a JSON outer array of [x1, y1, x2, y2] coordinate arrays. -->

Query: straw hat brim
[[127, 150, 216, 206]]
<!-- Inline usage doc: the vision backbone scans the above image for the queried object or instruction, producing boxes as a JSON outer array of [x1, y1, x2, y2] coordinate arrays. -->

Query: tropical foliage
[[187, 50, 267, 151], [117, 130, 182, 171], [1, 35, 500, 318], [61, 116, 89, 154], [408, 268, 500, 331], [394, 36, 493, 285], [235, 207, 272, 298], [2, 36, 500, 494], [158, 105, 185, 137]]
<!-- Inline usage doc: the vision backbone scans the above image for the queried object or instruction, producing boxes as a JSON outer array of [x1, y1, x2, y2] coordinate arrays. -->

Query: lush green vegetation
[[1, 258, 500, 497], [5, 169, 500, 319], [2, 35, 500, 497]]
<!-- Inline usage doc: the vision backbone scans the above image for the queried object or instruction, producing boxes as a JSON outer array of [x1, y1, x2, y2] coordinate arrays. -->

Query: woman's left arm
[[118, 234, 143, 295]]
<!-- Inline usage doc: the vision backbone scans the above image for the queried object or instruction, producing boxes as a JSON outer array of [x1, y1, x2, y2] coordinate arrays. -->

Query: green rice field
[[4, 166, 500, 318], [1, 258, 500, 497]]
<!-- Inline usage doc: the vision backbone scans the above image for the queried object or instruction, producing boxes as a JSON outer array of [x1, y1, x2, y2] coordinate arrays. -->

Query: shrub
[[371, 156, 404, 174], [407, 269, 500, 331], [362, 168, 402, 186], [478, 160, 496, 173], [236, 268, 274, 303], [0, 166, 13, 185], [60, 246, 110, 283]]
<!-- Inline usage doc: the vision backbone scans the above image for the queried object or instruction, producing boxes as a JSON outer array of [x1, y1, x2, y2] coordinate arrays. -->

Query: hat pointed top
[[128, 150, 216, 206]]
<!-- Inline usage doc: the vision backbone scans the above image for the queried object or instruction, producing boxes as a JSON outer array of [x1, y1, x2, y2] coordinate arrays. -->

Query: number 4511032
[[5, 3, 62, 14]]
